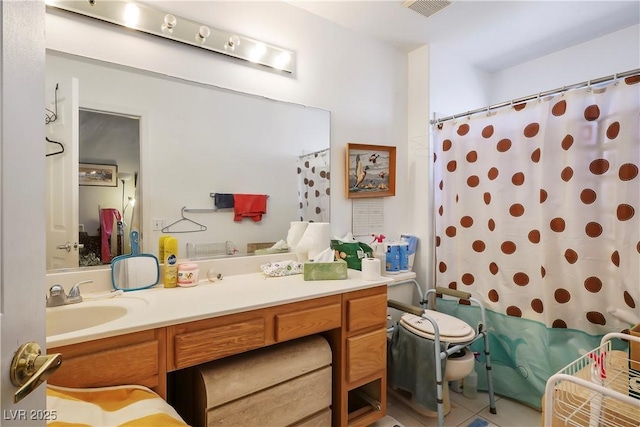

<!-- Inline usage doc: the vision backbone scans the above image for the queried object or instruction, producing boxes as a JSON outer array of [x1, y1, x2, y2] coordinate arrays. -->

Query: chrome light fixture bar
[[46, 0, 295, 74]]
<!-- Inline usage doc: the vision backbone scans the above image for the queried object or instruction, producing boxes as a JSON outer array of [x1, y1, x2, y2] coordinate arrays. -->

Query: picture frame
[[79, 163, 118, 187], [346, 143, 396, 198]]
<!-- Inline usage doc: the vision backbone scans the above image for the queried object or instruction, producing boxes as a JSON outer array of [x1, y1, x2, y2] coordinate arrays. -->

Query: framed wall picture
[[79, 163, 118, 187], [346, 143, 396, 198]]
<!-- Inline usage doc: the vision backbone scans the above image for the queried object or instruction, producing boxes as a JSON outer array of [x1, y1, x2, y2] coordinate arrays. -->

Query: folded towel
[[388, 322, 447, 411], [100, 208, 121, 263], [233, 194, 268, 222], [46, 384, 188, 426], [214, 193, 234, 209]]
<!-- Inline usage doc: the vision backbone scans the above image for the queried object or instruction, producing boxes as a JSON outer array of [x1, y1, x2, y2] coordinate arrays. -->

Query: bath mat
[[466, 417, 489, 427]]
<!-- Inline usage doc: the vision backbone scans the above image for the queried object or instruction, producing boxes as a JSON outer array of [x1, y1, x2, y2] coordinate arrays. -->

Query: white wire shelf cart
[[543, 332, 640, 427]]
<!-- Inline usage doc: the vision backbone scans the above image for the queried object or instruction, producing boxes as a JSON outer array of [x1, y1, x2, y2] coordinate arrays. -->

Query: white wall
[[45, 1, 410, 252], [429, 45, 492, 118], [490, 24, 640, 105]]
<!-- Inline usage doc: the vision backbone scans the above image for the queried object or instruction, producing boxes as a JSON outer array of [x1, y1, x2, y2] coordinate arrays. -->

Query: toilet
[[391, 310, 476, 417]]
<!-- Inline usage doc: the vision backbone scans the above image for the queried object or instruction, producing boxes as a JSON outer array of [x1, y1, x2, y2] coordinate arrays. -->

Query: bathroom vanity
[[46, 268, 390, 427]]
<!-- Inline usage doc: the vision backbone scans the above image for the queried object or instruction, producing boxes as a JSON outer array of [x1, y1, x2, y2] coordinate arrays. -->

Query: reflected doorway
[[78, 109, 140, 266]]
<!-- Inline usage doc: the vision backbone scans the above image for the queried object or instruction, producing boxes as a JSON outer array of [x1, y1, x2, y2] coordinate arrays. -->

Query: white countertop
[[46, 268, 416, 348]]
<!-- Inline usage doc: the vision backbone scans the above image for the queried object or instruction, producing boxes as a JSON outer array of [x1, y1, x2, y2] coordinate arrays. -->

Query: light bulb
[[225, 35, 240, 51], [161, 14, 176, 34], [249, 43, 266, 62], [123, 3, 140, 27], [273, 52, 291, 70], [196, 25, 210, 43]]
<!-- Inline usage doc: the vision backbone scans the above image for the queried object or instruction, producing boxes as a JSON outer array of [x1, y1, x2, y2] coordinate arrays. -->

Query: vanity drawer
[[347, 293, 387, 333], [170, 317, 266, 370], [48, 329, 166, 398], [346, 328, 386, 384], [275, 301, 341, 342]]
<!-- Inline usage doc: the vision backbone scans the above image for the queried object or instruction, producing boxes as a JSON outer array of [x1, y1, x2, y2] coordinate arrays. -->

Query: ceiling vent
[[402, 0, 452, 19]]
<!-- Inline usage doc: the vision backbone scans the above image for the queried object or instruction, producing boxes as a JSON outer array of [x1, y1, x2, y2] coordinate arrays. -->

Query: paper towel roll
[[296, 222, 331, 262], [362, 257, 381, 281], [286, 221, 309, 249]]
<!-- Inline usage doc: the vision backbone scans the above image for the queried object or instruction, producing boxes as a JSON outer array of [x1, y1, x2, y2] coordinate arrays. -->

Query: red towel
[[233, 194, 268, 222], [100, 208, 121, 262]]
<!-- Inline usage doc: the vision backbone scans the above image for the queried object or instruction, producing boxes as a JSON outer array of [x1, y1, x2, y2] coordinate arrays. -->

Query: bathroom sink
[[46, 298, 146, 336]]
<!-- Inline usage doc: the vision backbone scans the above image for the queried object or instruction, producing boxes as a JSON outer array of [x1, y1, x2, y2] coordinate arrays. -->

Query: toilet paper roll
[[296, 222, 331, 261], [286, 221, 309, 249], [362, 258, 381, 281]]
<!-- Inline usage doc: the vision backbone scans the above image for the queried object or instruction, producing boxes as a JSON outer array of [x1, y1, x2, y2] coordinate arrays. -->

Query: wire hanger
[[45, 83, 59, 125], [45, 137, 65, 157], [161, 207, 207, 233]]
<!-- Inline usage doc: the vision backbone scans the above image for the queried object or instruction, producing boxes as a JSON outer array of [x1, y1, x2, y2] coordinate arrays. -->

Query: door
[[45, 78, 80, 269], [1, 0, 49, 424]]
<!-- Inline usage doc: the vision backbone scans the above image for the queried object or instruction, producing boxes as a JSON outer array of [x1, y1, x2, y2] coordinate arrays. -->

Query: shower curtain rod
[[299, 147, 330, 158], [430, 68, 640, 125]]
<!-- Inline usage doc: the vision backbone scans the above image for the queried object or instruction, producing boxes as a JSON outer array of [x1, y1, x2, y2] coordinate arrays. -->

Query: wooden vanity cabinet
[[47, 328, 167, 399], [47, 285, 388, 427], [326, 285, 388, 427]]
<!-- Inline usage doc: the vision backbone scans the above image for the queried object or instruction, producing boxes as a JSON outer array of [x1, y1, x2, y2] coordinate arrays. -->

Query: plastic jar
[[177, 263, 199, 287]]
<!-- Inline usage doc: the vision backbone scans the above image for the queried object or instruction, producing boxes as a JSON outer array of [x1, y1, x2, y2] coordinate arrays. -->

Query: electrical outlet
[[152, 218, 166, 231]]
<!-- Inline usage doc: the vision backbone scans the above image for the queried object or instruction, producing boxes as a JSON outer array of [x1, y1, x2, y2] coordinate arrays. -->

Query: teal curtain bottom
[[435, 300, 629, 409]]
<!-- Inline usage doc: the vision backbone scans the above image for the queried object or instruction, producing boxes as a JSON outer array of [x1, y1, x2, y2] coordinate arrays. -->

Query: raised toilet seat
[[393, 310, 476, 418], [399, 310, 476, 343]]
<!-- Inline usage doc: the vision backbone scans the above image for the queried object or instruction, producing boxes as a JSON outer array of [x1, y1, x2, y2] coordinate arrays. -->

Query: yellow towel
[[47, 384, 189, 427]]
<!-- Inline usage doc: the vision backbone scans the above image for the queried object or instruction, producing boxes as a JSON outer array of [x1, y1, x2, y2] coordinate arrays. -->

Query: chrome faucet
[[46, 280, 93, 307]]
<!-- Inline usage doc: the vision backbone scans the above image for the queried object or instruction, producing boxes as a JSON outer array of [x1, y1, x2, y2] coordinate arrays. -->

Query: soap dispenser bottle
[[371, 234, 386, 276]]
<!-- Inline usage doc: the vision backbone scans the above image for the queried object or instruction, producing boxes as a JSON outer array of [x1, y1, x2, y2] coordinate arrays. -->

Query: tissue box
[[303, 260, 347, 281]]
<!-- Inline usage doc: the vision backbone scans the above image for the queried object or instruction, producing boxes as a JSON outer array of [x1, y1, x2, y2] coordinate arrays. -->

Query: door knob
[[10, 342, 62, 403], [73, 242, 84, 250], [56, 242, 71, 252]]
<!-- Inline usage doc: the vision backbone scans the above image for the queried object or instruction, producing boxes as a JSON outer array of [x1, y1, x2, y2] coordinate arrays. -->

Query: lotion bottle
[[163, 237, 178, 288]]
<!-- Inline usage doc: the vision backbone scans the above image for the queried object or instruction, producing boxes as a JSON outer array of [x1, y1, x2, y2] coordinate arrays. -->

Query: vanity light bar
[[46, 0, 296, 74]]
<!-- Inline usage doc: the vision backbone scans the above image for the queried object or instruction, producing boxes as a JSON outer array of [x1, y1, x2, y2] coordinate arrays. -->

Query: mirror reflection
[[45, 50, 330, 272], [111, 255, 160, 291], [79, 110, 140, 267]]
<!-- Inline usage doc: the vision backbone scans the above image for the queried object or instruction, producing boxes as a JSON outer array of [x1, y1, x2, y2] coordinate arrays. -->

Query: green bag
[[330, 240, 374, 270]]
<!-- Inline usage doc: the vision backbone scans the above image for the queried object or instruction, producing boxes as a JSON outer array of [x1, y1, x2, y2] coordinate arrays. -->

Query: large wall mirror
[[45, 50, 330, 272]]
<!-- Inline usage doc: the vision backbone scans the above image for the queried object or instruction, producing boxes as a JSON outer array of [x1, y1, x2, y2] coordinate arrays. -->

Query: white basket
[[186, 241, 236, 259], [544, 332, 640, 427]]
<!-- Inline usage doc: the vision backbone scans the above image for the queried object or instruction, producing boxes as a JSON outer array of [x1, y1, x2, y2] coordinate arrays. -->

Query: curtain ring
[[613, 73, 619, 86], [587, 80, 592, 92], [486, 106, 491, 117]]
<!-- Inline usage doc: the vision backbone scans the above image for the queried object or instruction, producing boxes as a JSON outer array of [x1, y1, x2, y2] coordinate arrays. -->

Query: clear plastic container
[[463, 369, 478, 399]]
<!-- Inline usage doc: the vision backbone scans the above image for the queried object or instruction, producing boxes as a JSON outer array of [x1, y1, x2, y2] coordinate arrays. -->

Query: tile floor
[[371, 389, 542, 427]]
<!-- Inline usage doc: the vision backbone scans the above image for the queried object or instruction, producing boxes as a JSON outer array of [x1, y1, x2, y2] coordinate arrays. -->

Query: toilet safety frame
[[387, 282, 497, 427]]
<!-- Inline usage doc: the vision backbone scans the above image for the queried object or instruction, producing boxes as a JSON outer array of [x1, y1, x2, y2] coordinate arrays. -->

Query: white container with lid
[[177, 263, 199, 287]]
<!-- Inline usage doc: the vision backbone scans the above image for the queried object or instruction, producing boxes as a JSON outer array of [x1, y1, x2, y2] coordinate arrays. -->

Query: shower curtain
[[297, 149, 330, 222], [433, 74, 639, 408]]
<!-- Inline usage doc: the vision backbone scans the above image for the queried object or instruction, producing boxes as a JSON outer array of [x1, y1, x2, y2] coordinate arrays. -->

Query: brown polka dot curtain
[[434, 75, 639, 336], [297, 149, 330, 222]]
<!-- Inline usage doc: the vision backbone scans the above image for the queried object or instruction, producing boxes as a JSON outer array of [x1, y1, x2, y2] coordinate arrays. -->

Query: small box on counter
[[303, 260, 347, 281]]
